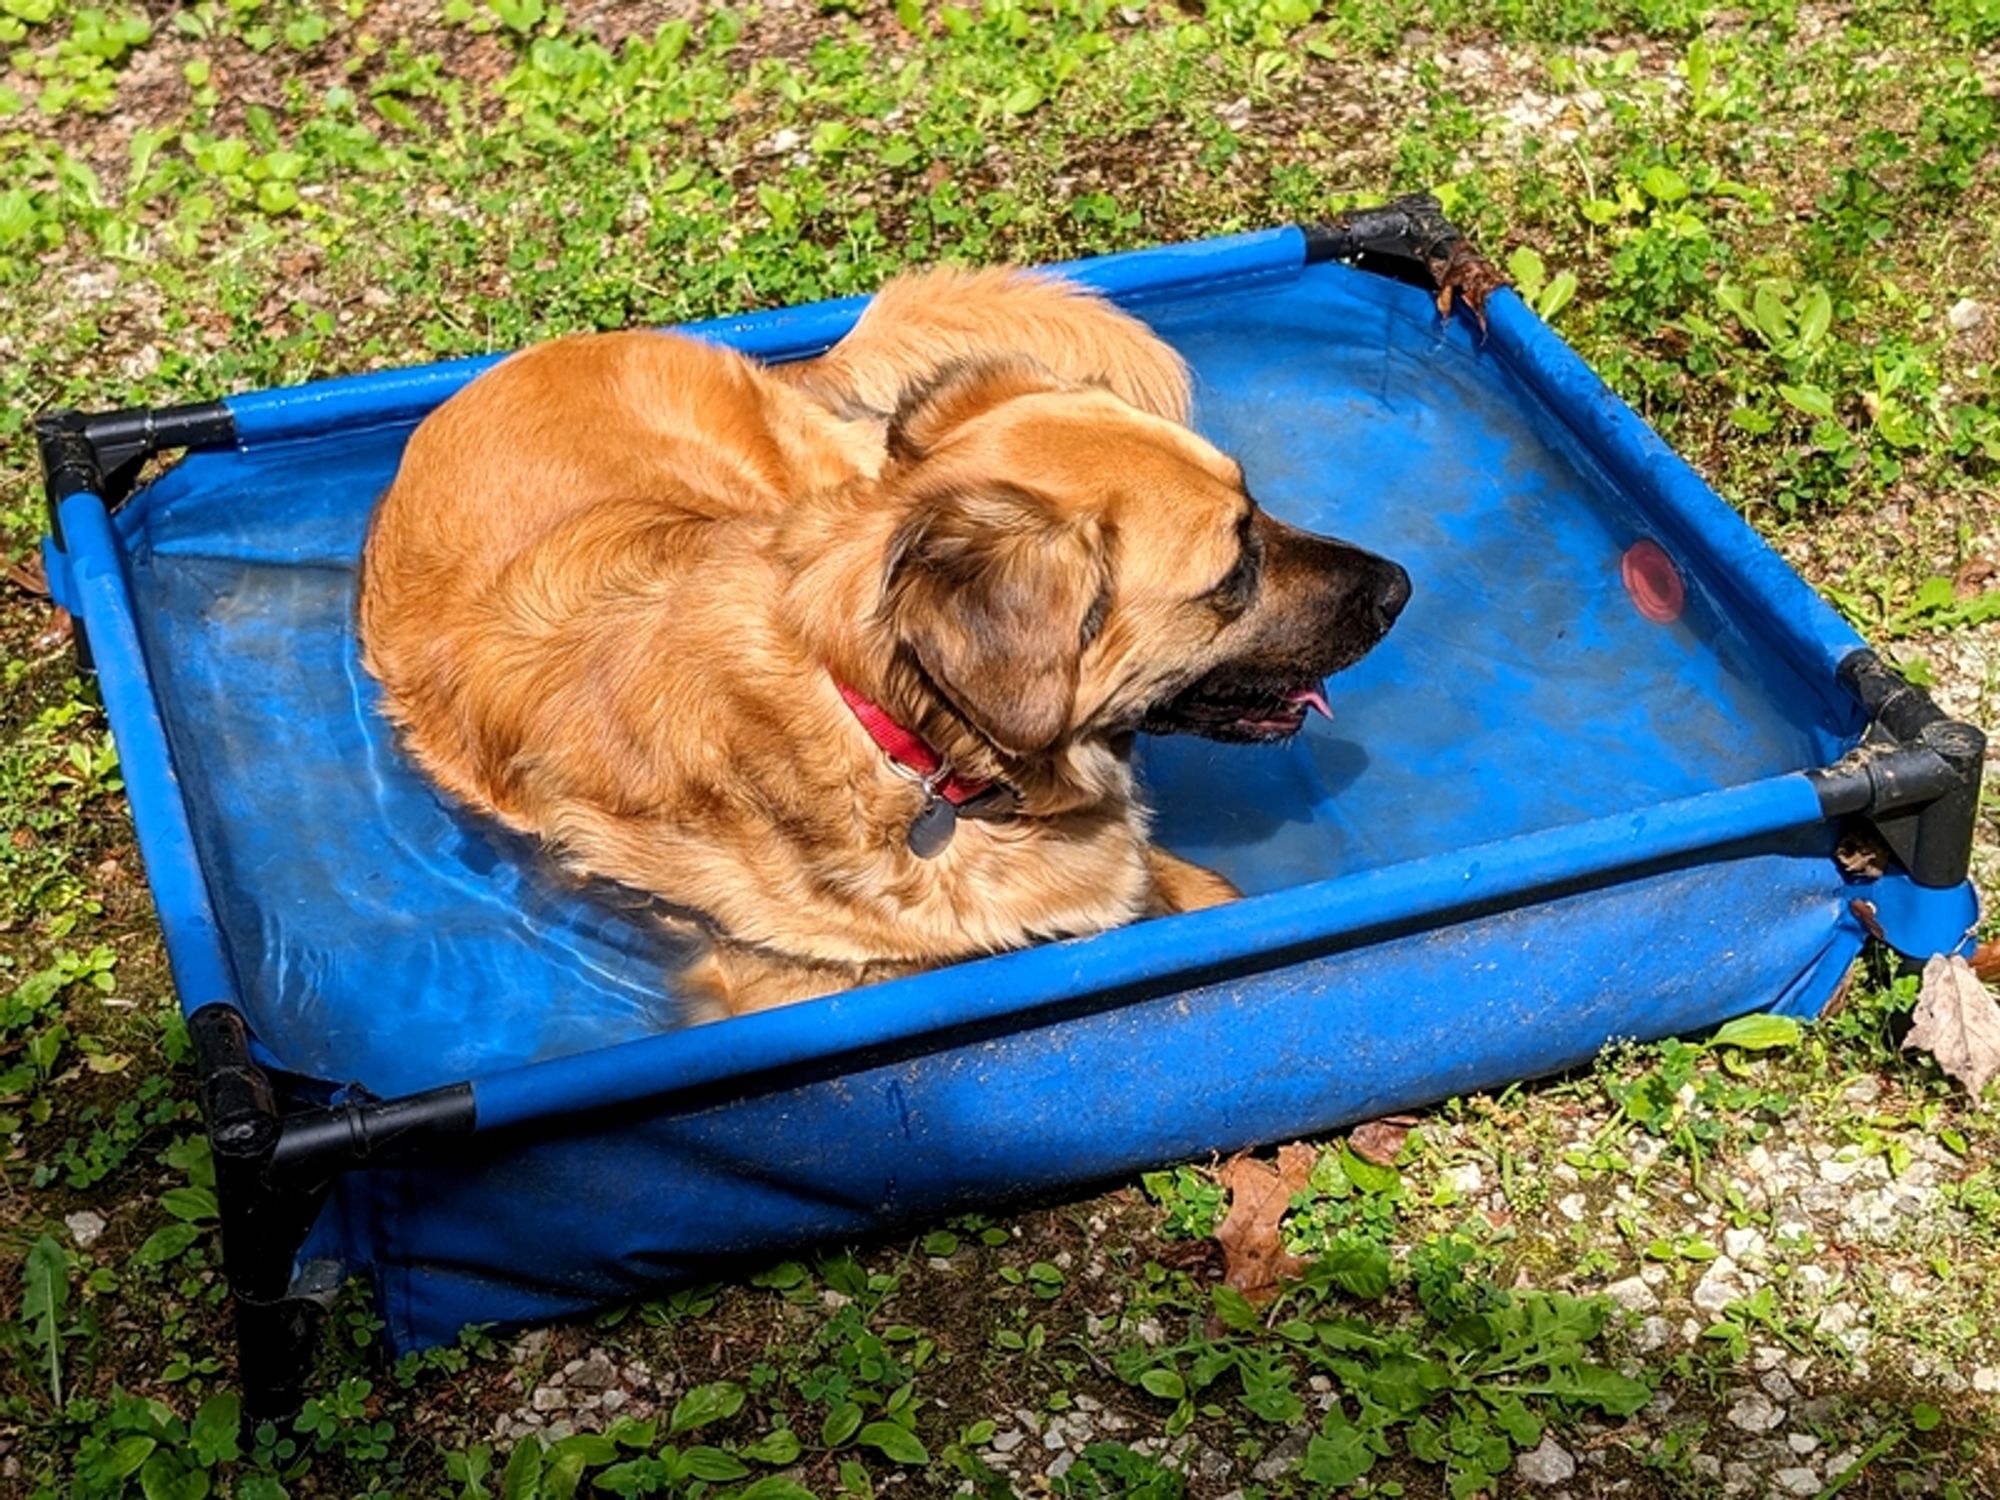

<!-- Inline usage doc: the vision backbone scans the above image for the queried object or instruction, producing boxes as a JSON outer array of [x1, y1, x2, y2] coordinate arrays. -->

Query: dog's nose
[[1373, 563, 1412, 626]]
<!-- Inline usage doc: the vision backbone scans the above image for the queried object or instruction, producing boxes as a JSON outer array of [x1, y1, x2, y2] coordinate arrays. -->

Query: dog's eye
[[1206, 533, 1262, 614]]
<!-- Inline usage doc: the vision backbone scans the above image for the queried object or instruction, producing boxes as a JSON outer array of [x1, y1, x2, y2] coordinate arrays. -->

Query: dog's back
[[777, 267, 1192, 426]]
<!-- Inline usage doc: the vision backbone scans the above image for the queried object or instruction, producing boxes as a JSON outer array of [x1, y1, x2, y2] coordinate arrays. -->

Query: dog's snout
[[1373, 562, 1412, 627]]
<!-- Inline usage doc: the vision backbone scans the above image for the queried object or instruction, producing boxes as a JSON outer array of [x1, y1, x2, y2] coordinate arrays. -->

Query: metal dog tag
[[907, 793, 957, 859]]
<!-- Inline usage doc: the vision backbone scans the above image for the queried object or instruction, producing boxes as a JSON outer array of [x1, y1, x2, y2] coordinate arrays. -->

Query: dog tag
[[907, 793, 957, 859]]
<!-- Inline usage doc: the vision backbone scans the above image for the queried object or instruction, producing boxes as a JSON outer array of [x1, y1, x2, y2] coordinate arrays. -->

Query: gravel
[[1725, 1390, 1785, 1434], [1515, 1437, 1578, 1485]]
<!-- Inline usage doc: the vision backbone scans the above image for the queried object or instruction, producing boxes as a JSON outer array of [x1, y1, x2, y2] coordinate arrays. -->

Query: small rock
[[1694, 1257, 1760, 1314], [1134, 1318, 1164, 1346], [600, 1389, 629, 1413], [1446, 1163, 1485, 1196], [1047, 1451, 1077, 1481], [1515, 1437, 1577, 1485], [1557, 1193, 1588, 1221], [1726, 1390, 1784, 1433], [1605, 1276, 1658, 1314], [1761, 1370, 1798, 1403], [1723, 1228, 1768, 1263], [64, 1212, 106, 1249], [1840, 1076, 1882, 1106], [1042, 1418, 1068, 1452], [1949, 298, 1987, 333], [1251, 1431, 1309, 1482], [1191, 1447, 1232, 1488], [513, 1328, 551, 1362], [1973, 1366, 2000, 1394], [568, 1355, 617, 1392], [1692, 1453, 1722, 1479], [1825, 1449, 1861, 1480], [1789, 1433, 1821, 1455], [1774, 1467, 1822, 1496], [530, 1386, 566, 1413], [1819, 1151, 1873, 1185], [1640, 1264, 1669, 1287], [1634, 1316, 1671, 1353], [992, 1429, 1025, 1455]]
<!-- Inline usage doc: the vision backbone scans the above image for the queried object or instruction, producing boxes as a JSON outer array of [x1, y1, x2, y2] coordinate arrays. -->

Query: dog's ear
[[886, 356, 1064, 463], [883, 482, 1111, 756]]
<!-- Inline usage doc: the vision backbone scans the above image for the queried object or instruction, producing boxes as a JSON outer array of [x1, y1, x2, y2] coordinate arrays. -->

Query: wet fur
[[360, 268, 1395, 1018]]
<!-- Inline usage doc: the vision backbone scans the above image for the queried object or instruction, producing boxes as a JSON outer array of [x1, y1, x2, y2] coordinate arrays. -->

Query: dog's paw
[[1144, 848, 1241, 917]]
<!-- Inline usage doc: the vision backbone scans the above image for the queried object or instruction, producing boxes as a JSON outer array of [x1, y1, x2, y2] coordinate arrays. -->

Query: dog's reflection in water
[[359, 267, 1409, 1019]]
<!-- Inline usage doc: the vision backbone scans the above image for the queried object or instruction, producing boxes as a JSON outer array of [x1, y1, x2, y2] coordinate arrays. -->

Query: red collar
[[834, 680, 996, 807]]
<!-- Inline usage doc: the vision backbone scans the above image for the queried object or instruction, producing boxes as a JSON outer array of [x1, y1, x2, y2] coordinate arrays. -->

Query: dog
[[358, 267, 1410, 1018]]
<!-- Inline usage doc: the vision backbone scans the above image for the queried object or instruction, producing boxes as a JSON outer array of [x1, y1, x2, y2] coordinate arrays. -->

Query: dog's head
[[878, 359, 1410, 759]]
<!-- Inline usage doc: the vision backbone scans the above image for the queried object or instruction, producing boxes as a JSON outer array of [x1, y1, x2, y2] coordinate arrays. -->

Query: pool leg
[[190, 1004, 340, 1420]]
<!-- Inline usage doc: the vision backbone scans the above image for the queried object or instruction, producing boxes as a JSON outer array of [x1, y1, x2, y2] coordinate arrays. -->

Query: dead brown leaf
[[1347, 1115, 1418, 1167], [1213, 1142, 1316, 1303], [1905, 954, 2000, 1098], [6, 556, 49, 597], [1954, 556, 1999, 594], [1970, 939, 2000, 986], [1834, 828, 1891, 881], [32, 608, 73, 655], [1429, 240, 1506, 332]]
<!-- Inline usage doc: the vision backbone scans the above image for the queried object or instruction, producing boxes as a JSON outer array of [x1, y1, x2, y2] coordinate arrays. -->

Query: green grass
[[4, 0, 2000, 1495]]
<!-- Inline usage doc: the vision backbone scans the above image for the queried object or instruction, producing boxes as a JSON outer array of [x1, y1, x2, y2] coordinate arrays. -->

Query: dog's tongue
[[1285, 684, 1333, 720]]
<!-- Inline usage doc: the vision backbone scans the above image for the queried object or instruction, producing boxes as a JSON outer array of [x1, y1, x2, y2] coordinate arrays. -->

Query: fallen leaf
[[1347, 1115, 1418, 1168], [1834, 829, 1891, 881], [1954, 556, 1998, 594], [1429, 239, 1506, 332], [1905, 954, 2000, 1098], [6, 557, 49, 596], [33, 608, 73, 655], [1213, 1142, 1316, 1303], [1848, 898, 1885, 943], [1970, 939, 2000, 986]]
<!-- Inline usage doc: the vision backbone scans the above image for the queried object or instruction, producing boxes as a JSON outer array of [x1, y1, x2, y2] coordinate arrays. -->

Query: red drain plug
[[1622, 538, 1685, 624]]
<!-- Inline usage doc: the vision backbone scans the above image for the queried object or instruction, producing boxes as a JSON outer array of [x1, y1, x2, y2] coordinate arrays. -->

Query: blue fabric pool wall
[[40, 224, 1979, 1355]]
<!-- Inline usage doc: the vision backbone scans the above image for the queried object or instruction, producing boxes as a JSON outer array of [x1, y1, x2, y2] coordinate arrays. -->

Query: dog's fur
[[359, 269, 1408, 1017]]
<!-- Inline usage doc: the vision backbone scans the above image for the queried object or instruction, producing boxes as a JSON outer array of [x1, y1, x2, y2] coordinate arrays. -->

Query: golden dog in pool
[[358, 268, 1410, 1017]]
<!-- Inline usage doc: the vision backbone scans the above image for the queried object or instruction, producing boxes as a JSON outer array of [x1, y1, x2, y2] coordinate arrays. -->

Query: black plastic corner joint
[[35, 400, 235, 546], [1807, 650, 1987, 889], [187, 1003, 478, 1418], [1301, 193, 1472, 292]]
